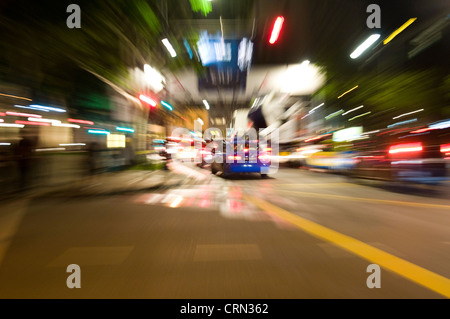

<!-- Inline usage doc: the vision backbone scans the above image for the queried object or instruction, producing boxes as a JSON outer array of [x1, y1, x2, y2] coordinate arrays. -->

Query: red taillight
[[440, 143, 450, 153], [388, 142, 423, 154]]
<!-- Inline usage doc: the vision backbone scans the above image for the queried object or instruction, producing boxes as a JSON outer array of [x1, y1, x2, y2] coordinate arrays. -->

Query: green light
[[189, 0, 212, 16], [325, 109, 344, 120], [348, 111, 371, 121]]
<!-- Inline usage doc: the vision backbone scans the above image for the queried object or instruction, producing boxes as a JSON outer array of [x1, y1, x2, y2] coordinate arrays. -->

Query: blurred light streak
[[325, 109, 344, 120], [68, 118, 94, 125], [393, 108, 424, 119], [305, 133, 332, 142], [60, 143, 86, 146], [429, 120, 450, 130], [309, 103, 324, 114], [338, 86, 359, 98], [362, 130, 380, 135], [29, 105, 66, 112], [53, 123, 80, 128], [0, 112, 5, 116], [398, 132, 430, 139], [170, 196, 183, 208], [116, 127, 135, 133], [35, 148, 65, 152], [184, 38, 193, 59], [383, 18, 417, 45], [387, 118, 417, 128], [14, 105, 49, 112], [410, 128, 433, 133], [7, 111, 42, 118], [88, 130, 110, 135], [0, 123, 24, 128], [269, 16, 284, 44], [350, 34, 380, 59], [160, 101, 173, 111], [0, 119, 3, 123], [388, 142, 423, 154], [441, 144, 450, 153], [27, 117, 61, 125], [139, 94, 157, 107], [203, 100, 210, 110], [15, 120, 49, 126], [162, 38, 177, 57], [0, 92, 32, 101], [348, 111, 371, 121], [342, 105, 363, 115], [0, 143, 11, 146]]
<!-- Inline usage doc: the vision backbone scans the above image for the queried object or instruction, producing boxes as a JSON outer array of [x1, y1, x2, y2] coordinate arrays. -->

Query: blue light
[[161, 101, 173, 111], [14, 105, 49, 112], [116, 127, 135, 133], [28, 105, 66, 112], [88, 129, 110, 135], [184, 38, 193, 59], [387, 118, 417, 128]]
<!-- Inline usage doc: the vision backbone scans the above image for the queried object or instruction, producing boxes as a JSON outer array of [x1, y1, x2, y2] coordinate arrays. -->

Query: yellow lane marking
[[276, 189, 450, 210], [245, 195, 450, 298]]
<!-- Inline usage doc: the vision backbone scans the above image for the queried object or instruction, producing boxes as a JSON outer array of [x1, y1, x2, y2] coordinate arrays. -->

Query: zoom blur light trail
[[116, 127, 135, 133], [325, 109, 344, 120], [28, 104, 66, 112], [162, 38, 177, 57], [383, 18, 417, 45], [0, 123, 24, 128], [139, 94, 157, 107], [269, 16, 285, 44], [68, 118, 94, 125], [388, 142, 423, 154], [160, 101, 173, 111], [0, 92, 32, 101], [338, 86, 359, 99], [88, 129, 110, 135], [350, 34, 380, 59], [202, 100, 210, 110], [6, 111, 42, 118], [15, 120, 50, 126]]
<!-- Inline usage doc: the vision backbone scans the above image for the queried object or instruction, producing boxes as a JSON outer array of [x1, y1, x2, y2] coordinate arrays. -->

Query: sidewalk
[[0, 168, 187, 200], [41, 169, 187, 197]]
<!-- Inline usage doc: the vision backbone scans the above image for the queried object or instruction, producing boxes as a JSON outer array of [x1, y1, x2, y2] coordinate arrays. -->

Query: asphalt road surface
[[0, 163, 449, 299]]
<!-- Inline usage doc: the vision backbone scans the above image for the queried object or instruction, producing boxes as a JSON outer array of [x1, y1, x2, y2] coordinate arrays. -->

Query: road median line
[[276, 189, 450, 210]]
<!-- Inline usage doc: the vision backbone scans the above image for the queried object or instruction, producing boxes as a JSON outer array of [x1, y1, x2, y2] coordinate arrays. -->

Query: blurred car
[[210, 137, 271, 178], [350, 127, 449, 184], [196, 139, 213, 168]]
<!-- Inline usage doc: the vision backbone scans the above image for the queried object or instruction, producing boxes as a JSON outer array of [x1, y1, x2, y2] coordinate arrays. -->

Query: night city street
[[0, 0, 449, 304]]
